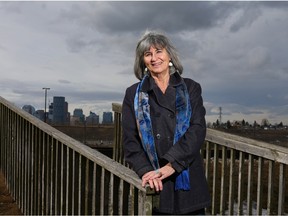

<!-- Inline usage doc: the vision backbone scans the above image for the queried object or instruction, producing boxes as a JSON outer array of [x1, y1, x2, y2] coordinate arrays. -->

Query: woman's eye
[[144, 53, 151, 57]]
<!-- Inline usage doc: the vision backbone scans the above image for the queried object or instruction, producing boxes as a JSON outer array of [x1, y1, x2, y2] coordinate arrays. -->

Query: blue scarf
[[134, 74, 192, 191]]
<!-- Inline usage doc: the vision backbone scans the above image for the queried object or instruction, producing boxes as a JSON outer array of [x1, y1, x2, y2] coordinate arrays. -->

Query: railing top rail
[[206, 128, 288, 164], [112, 103, 122, 113], [112, 102, 288, 165], [0, 96, 144, 191]]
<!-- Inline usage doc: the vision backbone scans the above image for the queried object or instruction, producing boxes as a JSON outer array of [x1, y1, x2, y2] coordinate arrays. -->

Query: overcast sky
[[1, 1, 288, 124]]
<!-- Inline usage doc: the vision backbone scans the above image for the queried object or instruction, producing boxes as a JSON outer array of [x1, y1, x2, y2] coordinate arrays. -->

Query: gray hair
[[134, 30, 183, 80]]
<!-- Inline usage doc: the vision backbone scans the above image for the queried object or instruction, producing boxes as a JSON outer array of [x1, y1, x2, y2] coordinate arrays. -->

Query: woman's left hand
[[141, 163, 175, 191], [142, 170, 163, 191]]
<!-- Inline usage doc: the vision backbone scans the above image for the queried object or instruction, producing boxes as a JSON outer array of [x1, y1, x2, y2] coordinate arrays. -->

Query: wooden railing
[[0, 96, 153, 215], [112, 103, 288, 215]]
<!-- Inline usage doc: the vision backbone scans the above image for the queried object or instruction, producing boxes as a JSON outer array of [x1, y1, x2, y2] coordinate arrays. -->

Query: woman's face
[[143, 46, 170, 76]]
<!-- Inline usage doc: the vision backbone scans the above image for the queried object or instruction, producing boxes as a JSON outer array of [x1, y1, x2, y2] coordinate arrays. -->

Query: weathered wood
[[128, 184, 135, 215], [25, 122, 30, 214], [84, 158, 90, 215], [91, 163, 97, 215], [100, 167, 105, 215], [54, 140, 59, 214], [71, 150, 76, 214], [112, 103, 122, 114], [16, 115, 21, 208], [204, 141, 211, 214], [65, 145, 70, 215], [1, 98, 143, 191], [44, 134, 50, 215], [138, 190, 146, 215], [77, 154, 82, 215], [247, 154, 254, 215], [267, 160, 274, 215], [220, 146, 227, 215], [237, 151, 244, 215], [212, 143, 219, 215], [34, 127, 39, 214], [118, 179, 124, 215], [2, 97, 288, 215], [206, 128, 288, 165], [278, 163, 285, 214], [205, 141, 211, 185], [228, 149, 235, 215], [108, 173, 114, 215], [256, 157, 263, 215]]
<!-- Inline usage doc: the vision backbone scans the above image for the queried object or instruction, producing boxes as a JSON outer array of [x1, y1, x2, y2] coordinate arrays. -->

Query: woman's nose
[[151, 53, 156, 61]]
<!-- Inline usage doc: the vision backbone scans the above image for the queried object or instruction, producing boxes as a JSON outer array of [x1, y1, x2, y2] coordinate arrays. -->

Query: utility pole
[[42, 87, 50, 122], [219, 107, 222, 125]]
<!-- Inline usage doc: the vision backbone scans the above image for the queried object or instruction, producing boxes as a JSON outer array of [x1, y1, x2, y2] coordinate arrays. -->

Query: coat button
[[156, 134, 161, 140], [168, 113, 174, 118]]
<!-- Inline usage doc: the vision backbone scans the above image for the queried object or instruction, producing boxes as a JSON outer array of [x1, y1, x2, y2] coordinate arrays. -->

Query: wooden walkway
[[0, 171, 22, 215]]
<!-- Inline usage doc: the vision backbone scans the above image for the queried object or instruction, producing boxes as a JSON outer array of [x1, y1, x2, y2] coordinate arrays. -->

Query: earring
[[145, 67, 148, 72], [169, 61, 173, 67]]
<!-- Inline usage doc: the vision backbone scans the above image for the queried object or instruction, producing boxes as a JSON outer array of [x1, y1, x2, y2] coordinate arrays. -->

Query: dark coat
[[122, 72, 211, 214]]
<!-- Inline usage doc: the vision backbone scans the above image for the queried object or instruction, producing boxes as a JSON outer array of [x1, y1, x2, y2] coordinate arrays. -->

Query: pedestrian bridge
[[0, 96, 287, 215]]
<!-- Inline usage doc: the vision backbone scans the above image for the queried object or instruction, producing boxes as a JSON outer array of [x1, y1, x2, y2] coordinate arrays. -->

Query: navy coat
[[122, 72, 211, 214]]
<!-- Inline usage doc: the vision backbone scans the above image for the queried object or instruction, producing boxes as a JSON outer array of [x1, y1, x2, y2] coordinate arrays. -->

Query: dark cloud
[[91, 2, 230, 33], [272, 105, 288, 116], [241, 110, 265, 115], [60, 1, 276, 59], [260, 1, 288, 9], [0, 1, 23, 13], [58, 79, 71, 84], [0, 1, 47, 15], [204, 85, 288, 108], [66, 37, 89, 53], [59, 2, 239, 34], [229, 6, 262, 32]]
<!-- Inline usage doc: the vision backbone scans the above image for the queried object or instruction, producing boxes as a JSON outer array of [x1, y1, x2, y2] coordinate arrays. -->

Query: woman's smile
[[144, 46, 170, 75]]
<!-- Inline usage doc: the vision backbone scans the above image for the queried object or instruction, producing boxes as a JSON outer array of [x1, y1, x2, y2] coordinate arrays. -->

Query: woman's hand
[[141, 163, 175, 191], [158, 163, 175, 180], [142, 170, 163, 191]]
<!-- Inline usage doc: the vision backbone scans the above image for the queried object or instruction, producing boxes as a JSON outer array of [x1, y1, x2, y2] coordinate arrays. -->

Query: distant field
[[215, 128, 288, 148]]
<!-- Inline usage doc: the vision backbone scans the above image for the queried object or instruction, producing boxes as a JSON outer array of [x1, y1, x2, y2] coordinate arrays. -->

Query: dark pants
[[153, 208, 205, 215]]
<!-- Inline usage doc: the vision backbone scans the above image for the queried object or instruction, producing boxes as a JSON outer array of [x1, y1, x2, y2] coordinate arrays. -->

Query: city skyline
[[1, 2, 288, 124], [22, 95, 113, 123], [22, 94, 285, 126]]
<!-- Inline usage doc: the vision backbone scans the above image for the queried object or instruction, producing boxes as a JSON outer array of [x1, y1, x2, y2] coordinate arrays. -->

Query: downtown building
[[49, 96, 70, 125], [102, 112, 113, 124], [86, 111, 100, 125]]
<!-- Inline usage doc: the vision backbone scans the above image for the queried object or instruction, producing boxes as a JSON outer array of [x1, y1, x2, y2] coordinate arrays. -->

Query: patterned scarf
[[134, 74, 192, 191]]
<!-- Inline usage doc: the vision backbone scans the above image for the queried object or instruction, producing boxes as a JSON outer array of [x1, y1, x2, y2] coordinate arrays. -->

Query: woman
[[122, 31, 211, 215]]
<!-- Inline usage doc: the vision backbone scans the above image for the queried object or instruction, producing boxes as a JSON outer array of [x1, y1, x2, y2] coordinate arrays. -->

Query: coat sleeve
[[122, 86, 154, 177], [162, 81, 206, 173]]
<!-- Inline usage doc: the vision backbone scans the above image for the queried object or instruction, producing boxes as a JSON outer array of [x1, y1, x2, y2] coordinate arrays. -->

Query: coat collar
[[140, 72, 184, 93]]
